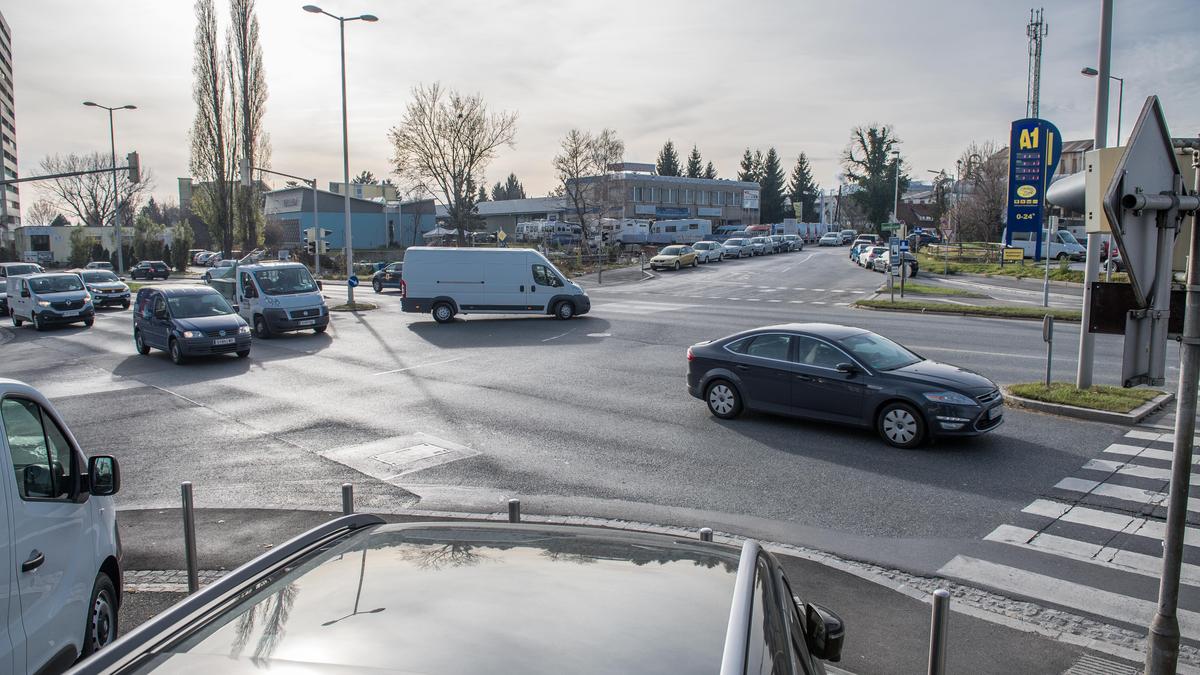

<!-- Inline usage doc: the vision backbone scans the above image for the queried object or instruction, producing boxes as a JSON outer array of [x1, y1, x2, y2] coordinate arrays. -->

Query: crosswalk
[[938, 428, 1200, 637]]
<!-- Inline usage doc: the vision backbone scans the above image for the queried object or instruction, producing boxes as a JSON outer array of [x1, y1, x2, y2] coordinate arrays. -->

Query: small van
[[0, 378, 122, 673], [233, 262, 328, 338], [401, 247, 591, 323], [1007, 229, 1086, 261], [0, 262, 43, 279], [8, 273, 95, 330]]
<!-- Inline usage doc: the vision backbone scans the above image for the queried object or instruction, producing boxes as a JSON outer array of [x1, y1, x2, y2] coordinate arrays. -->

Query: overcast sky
[[8, 0, 1199, 213]]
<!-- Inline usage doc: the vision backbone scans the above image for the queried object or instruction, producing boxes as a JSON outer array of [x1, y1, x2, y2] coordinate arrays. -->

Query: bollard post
[[181, 481, 199, 594], [927, 589, 951, 675], [1042, 315, 1054, 387], [341, 483, 354, 515], [699, 527, 713, 542], [507, 498, 521, 523]]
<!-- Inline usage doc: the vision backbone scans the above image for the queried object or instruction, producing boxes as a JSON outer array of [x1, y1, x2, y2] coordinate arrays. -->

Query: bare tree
[[388, 82, 518, 246], [951, 140, 1006, 242], [38, 152, 151, 226], [189, 0, 239, 255], [230, 0, 269, 251], [553, 128, 624, 241], [24, 199, 60, 225]]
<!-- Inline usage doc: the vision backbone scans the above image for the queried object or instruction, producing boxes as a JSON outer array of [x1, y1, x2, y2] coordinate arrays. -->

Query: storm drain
[[319, 432, 480, 484], [374, 443, 459, 476], [1062, 654, 1140, 675]]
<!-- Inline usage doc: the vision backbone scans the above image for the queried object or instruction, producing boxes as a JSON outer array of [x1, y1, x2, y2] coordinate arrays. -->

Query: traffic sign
[[899, 241, 910, 252], [496, 229, 508, 242], [348, 275, 359, 288], [1002, 247, 1024, 262], [889, 237, 900, 257]]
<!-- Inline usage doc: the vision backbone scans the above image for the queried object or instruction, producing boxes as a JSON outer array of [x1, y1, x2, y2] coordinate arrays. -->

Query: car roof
[[138, 522, 741, 674], [727, 322, 870, 341], [144, 285, 220, 296]]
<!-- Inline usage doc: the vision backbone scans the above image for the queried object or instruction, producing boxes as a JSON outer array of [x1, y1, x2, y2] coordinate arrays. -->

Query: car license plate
[[989, 407, 1002, 420], [298, 319, 315, 326], [213, 337, 235, 345], [62, 310, 79, 317]]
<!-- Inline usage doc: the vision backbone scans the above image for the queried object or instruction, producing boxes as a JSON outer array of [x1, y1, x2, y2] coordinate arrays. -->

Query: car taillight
[[686, 346, 694, 361], [400, 279, 407, 299]]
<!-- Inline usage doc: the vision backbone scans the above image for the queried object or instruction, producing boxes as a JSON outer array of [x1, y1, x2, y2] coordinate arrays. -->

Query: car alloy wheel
[[433, 303, 454, 324], [555, 301, 574, 320], [373, 280, 383, 294], [879, 402, 924, 449], [169, 339, 186, 365], [706, 380, 742, 419]]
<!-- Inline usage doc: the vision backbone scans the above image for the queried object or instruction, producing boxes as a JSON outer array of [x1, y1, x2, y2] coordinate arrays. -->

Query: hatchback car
[[692, 241, 724, 263], [782, 234, 804, 251], [129, 261, 170, 280], [72, 519, 845, 675], [862, 246, 887, 268], [133, 286, 251, 364], [8, 273, 95, 330], [722, 238, 749, 258], [371, 261, 404, 293], [649, 245, 698, 271], [76, 270, 131, 309], [746, 237, 769, 255], [818, 233, 840, 246], [687, 323, 1003, 448], [84, 261, 115, 271], [873, 251, 918, 276]]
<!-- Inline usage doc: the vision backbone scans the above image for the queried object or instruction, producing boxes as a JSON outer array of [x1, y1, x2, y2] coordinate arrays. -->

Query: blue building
[[265, 187, 387, 249]]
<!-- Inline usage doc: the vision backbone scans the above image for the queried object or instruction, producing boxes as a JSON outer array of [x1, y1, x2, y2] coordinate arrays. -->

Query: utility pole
[[1025, 8, 1048, 119]]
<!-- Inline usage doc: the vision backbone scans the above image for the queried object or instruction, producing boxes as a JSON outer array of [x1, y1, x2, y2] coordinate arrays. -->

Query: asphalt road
[[2, 245, 1166, 634]]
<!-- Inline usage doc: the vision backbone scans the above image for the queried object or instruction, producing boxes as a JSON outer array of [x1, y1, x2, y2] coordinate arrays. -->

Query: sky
[[7, 0, 1200, 215]]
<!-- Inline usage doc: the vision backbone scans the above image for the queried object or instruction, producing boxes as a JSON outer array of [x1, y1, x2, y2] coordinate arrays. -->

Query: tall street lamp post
[[891, 150, 901, 237], [303, 5, 378, 305], [83, 101, 136, 274]]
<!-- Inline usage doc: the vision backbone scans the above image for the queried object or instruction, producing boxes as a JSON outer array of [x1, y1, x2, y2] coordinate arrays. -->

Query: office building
[[0, 11, 18, 240]]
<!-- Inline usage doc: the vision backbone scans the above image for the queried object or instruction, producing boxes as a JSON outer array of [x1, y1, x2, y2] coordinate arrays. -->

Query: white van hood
[[261, 290, 325, 310]]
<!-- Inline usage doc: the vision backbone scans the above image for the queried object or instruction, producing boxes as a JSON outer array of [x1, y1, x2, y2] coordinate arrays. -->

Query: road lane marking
[[542, 330, 574, 343], [835, 303, 850, 306], [810, 301, 826, 305], [1024, 498, 1200, 546], [1054, 477, 1200, 512], [373, 356, 467, 376], [767, 299, 782, 303], [813, 288, 826, 292], [1105, 443, 1198, 463], [789, 300, 805, 304], [1082, 458, 1198, 482], [747, 298, 761, 302]]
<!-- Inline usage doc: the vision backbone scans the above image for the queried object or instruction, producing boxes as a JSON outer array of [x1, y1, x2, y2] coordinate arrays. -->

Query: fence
[[923, 242, 1009, 264]]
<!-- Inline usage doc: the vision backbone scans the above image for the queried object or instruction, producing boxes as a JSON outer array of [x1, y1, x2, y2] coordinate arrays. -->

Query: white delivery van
[[234, 262, 329, 338], [0, 379, 122, 673], [1007, 229, 1086, 261], [401, 247, 591, 323]]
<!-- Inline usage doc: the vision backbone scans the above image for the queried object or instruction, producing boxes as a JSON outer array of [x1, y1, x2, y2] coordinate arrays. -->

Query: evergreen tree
[[842, 124, 909, 227], [685, 145, 703, 178], [703, 161, 717, 180], [477, 185, 488, 202], [753, 150, 765, 182], [503, 173, 526, 200], [759, 148, 787, 224], [656, 140, 681, 176], [352, 170, 377, 184], [787, 153, 820, 223], [491, 181, 505, 201], [737, 148, 756, 182]]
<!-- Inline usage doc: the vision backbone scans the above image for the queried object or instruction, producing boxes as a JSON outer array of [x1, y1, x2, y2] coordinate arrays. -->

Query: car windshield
[[168, 292, 234, 318], [29, 275, 84, 293], [1058, 231, 1081, 246], [694, 243, 711, 249], [838, 331, 922, 371], [81, 271, 120, 283], [660, 246, 684, 255], [5, 264, 39, 275], [254, 267, 319, 295], [725, 239, 744, 245]]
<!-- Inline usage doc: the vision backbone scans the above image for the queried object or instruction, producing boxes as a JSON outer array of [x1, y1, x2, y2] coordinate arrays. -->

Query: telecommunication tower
[[1026, 8, 1048, 118]]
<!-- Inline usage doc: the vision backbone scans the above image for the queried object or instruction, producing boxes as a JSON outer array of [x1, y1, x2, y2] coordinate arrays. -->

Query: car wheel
[[432, 302, 455, 324], [314, 324, 327, 334], [169, 338, 186, 365], [122, 301, 130, 310], [134, 329, 150, 355], [673, 261, 681, 271], [554, 300, 574, 320], [877, 401, 926, 449], [253, 314, 272, 339], [83, 317, 94, 327], [32, 313, 44, 332], [373, 280, 383, 294], [237, 349, 250, 358], [1057, 253, 1070, 261], [10, 309, 20, 327], [690, 258, 697, 268], [81, 572, 118, 658], [706, 380, 742, 419]]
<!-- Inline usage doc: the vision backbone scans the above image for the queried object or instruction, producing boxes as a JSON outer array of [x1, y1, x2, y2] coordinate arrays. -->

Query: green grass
[[1008, 382, 1165, 413], [854, 298, 1081, 321], [329, 301, 378, 312], [917, 254, 1129, 284], [125, 282, 148, 293], [889, 282, 989, 298]]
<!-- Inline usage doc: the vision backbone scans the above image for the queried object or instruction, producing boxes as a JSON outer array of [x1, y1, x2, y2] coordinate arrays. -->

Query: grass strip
[[1008, 382, 1164, 413], [330, 302, 378, 312], [887, 282, 989, 298], [916, 255, 1129, 284], [854, 298, 1081, 321]]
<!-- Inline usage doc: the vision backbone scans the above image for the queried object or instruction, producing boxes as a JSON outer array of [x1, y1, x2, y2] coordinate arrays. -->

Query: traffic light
[[306, 240, 317, 255], [317, 241, 329, 254], [304, 227, 318, 241], [320, 229, 333, 239], [126, 152, 140, 184]]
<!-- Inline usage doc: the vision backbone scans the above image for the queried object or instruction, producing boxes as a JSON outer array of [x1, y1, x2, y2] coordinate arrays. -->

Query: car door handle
[[22, 550, 44, 573], [794, 374, 814, 381], [520, 285, 525, 292]]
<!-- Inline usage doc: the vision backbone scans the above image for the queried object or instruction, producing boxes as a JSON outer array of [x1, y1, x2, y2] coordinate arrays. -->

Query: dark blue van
[[133, 286, 251, 364]]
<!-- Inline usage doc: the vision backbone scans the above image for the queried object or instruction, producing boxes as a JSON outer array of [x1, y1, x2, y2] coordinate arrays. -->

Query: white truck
[[649, 219, 712, 244], [1005, 228, 1087, 261], [400, 247, 591, 323]]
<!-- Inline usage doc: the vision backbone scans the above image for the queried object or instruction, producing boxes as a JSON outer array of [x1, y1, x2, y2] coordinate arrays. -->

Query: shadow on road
[[407, 315, 613, 350]]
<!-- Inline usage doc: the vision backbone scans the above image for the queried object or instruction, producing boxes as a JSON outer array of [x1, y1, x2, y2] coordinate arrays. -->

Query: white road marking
[[1105, 443, 1199, 464], [1024, 498, 1200, 546], [812, 288, 826, 292], [1126, 429, 1165, 442], [727, 298, 742, 301], [586, 333, 611, 337], [792, 287, 808, 291], [849, 290, 865, 294], [1054, 476, 1200, 513], [1082, 458, 1188, 482], [937, 555, 1200, 637], [810, 301, 826, 305], [541, 330, 573, 343], [595, 301, 696, 315], [747, 298, 761, 302], [835, 303, 850, 306], [373, 356, 467, 376], [789, 300, 805, 304], [767, 299, 782, 303]]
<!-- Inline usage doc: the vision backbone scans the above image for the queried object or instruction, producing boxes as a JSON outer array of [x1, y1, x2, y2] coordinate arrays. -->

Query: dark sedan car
[[130, 260, 171, 280], [687, 323, 1002, 448], [70, 518, 844, 675], [371, 261, 403, 293], [133, 286, 251, 364]]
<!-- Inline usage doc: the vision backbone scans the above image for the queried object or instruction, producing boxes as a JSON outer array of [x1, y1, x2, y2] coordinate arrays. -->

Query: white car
[[721, 238, 749, 259], [691, 241, 724, 263], [818, 233, 841, 246], [0, 379, 123, 673]]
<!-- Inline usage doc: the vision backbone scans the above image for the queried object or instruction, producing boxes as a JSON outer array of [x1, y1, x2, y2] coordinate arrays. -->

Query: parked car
[[873, 251, 919, 276], [0, 262, 43, 279], [849, 243, 866, 262], [84, 261, 114, 272], [1006, 228, 1086, 261], [195, 251, 219, 266], [650, 245, 698, 271], [862, 246, 887, 269], [0, 379, 123, 674], [71, 518, 845, 675], [8, 273, 95, 330], [687, 323, 1003, 448], [746, 237, 769, 256], [721, 238, 749, 259], [129, 260, 170, 280], [402, 247, 590, 323], [851, 236, 877, 249], [818, 233, 840, 246], [0, 278, 7, 316], [766, 235, 785, 253], [201, 260, 237, 283], [134, 285, 251, 363], [76, 270, 131, 309], [691, 241, 724, 263], [235, 262, 329, 337], [782, 234, 804, 251], [371, 262, 404, 293], [839, 229, 857, 245]]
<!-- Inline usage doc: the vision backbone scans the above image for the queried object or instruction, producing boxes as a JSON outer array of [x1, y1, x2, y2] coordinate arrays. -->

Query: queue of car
[[648, 234, 805, 272]]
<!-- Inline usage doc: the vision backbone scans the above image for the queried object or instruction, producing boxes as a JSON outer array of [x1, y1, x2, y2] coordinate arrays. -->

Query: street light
[[891, 150, 901, 236], [83, 101, 137, 275], [1081, 66, 1124, 145], [303, 5, 378, 305]]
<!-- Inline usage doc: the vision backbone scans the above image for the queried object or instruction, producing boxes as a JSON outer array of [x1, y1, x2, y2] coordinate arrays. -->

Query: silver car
[[721, 238, 749, 259], [691, 241, 724, 263], [746, 237, 769, 256]]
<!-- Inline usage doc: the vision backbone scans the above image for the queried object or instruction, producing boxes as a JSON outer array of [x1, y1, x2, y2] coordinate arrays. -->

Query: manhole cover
[[374, 443, 450, 467]]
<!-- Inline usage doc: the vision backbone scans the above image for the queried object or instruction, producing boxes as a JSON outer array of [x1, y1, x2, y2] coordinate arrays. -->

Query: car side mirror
[[88, 455, 120, 496], [119, 276, 126, 281], [802, 601, 845, 662], [316, 280, 323, 290], [232, 304, 240, 313], [835, 362, 860, 375], [154, 308, 167, 320]]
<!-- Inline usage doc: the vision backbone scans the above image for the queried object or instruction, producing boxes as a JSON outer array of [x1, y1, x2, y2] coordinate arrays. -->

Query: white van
[[233, 262, 329, 338], [401, 247, 591, 323], [1007, 229, 1086, 261], [0, 379, 122, 673]]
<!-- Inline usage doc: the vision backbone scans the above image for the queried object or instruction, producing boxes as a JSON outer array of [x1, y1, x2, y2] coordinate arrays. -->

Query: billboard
[[743, 189, 760, 210], [1005, 117, 1062, 259]]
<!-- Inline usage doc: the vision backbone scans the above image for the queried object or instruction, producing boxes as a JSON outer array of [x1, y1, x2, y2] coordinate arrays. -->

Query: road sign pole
[[312, 179, 321, 279], [1146, 149, 1200, 675], [1042, 315, 1054, 387], [1043, 217, 1054, 307]]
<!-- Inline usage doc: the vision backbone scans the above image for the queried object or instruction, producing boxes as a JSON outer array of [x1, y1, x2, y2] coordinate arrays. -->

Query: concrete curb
[[922, 270, 1088, 290], [1002, 388, 1175, 425], [852, 302, 1082, 323]]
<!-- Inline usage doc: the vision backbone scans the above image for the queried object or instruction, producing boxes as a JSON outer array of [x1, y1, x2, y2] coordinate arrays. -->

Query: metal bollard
[[1042, 315, 1054, 387], [699, 527, 713, 542], [927, 588, 951, 675], [181, 482, 199, 594], [341, 483, 354, 515], [507, 498, 521, 523]]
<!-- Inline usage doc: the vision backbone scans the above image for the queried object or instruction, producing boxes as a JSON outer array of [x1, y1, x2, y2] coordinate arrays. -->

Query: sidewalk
[[572, 261, 651, 288], [117, 507, 1142, 674]]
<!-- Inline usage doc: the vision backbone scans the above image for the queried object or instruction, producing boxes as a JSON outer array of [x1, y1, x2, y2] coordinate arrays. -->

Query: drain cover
[[374, 443, 450, 467], [1062, 654, 1140, 675]]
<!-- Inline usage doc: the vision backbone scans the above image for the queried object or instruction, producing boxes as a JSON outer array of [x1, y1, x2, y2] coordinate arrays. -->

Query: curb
[[852, 302, 1082, 323], [1002, 388, 1174, 425]]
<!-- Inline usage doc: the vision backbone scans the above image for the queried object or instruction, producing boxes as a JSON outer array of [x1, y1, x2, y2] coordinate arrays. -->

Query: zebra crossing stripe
[[1022, 499, 1200, 547], [1103, 443, 1193, 464], [937, 555, 1200, 637], [1053, 476, 1200, 512], [1083, 458, 1200, 482]]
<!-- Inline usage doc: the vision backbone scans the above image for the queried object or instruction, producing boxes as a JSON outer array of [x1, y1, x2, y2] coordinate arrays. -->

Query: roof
[[137, 522, 741, 674], [141, 284, 221, 296], [475, 196, 567, 216], [736, 322, 870, 340]]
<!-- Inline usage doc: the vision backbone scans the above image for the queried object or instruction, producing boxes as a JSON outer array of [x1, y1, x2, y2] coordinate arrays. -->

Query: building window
[[30, 235, 50, 251], [733, 192, 742, 207]]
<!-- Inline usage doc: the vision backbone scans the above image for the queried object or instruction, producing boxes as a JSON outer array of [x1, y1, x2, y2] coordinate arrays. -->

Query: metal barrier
[[507, 498, 521, 523], [927, 588, 951, 675], [181, 482, 199, 594], [342, 483, 354, 515]]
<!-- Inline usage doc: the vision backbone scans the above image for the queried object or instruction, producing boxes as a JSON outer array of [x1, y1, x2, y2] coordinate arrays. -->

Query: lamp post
[[303, 5, 378, 305], [83, 101, 136, 275], [1082, 65, 1124, 281], [891, 150, 901, 236]]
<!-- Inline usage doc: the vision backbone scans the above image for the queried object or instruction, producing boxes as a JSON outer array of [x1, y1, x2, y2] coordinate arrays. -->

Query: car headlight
[[36, 300, 51, 307], [181, 330, 200, 339], [238, 325, 251, 334], [264, 296, 280, 307], [922, 391, 977, 406]]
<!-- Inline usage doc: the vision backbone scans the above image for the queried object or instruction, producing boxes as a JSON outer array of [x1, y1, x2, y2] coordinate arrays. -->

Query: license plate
[[213, 337, 235, 345], [989, 407, 1002, 420], [298, 319, 315, 326], [62, 310, 79, 317]]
